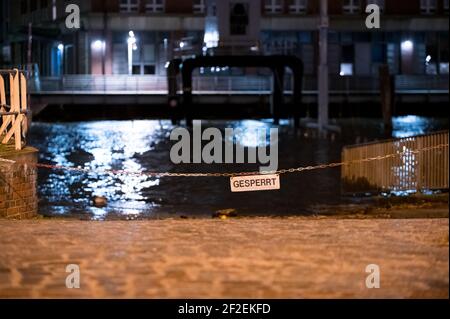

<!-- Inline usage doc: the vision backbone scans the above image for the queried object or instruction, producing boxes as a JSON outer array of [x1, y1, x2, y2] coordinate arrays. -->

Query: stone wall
[[0, 146, 39, 219]]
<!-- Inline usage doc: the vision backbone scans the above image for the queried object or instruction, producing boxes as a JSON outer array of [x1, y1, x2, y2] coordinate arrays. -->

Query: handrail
[[343, 130, 450, 149], [342, 131, 449, 195], [28, 74, 449, 93], [0, 70, 26, 74]]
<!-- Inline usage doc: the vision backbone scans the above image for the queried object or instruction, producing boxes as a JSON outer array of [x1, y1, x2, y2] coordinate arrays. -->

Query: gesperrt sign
[[230, 174, 280, 192]]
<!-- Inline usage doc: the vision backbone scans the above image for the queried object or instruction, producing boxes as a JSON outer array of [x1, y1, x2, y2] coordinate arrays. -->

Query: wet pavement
[[0, 217, 447, 298], [28, 117, 449, 220]]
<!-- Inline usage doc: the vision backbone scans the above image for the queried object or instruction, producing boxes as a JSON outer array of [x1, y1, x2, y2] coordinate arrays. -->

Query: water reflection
[[28, 117, 448, 220], [32, 120, 172, 218], [392, 115, 437, 138], [231, 119, 274, 148]]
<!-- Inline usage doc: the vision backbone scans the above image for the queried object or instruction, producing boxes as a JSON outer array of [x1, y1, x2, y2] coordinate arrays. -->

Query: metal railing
[[0, 69, 29, 150], [341, 131, 449, 195], [28, 74, 449, 94]]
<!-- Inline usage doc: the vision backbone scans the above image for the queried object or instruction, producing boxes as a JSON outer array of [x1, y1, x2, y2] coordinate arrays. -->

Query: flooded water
[[28, 116, 448, 220]]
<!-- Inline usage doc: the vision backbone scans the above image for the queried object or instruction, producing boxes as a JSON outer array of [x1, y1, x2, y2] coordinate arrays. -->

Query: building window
[[340, 63, 353, 76], [340, 44, 354, 76], [120, 0, 139, 12], [145, 0, 164, 13], [230, 3, 249, 35], [264, 0, 283, 14], [420, 0, 436, 14], [425, 45, 438, 74], [289, 0, 307, 14], [444, 0, 449, 13], [143, 65, 156, 74], [342, 0, 360, 14], [20, 0, 28, 15], [440, 46, 449, 74], [366, 0, 384, 12], [372, 43, 386, 63], [193, 0, 205, 14]]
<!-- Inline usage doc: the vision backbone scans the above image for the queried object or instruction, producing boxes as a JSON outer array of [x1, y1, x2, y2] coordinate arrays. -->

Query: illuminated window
[[342, 0, 360, 14], [366, 0, 384, 12], [120, 0, 139, 12], [289, 0, 307, 14], [440, 63, 449, 74], [420, 0, 436, 14], [340, 63, 353, 76], [340, 44, 354, 75], [193, 0, 205, 14], [264, 0, 283, 14], [440, 45, 449, 74], [145, 0, 164, 13]]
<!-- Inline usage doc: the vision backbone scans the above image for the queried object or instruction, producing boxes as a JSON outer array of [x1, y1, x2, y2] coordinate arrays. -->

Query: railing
[[341, 131, 449, 195], [28, 74, 449, 94], [0, 69, 29, 151]]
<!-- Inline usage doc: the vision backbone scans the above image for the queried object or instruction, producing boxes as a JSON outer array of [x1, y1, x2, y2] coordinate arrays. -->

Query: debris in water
[[92, 196, 107, 208], [213, 208, 238, 219]]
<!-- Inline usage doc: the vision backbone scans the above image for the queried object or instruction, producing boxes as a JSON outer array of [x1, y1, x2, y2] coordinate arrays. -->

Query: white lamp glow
[[401, 40, 413, 51], [127, 31, 137, 75], [92, 40, 104, 51]]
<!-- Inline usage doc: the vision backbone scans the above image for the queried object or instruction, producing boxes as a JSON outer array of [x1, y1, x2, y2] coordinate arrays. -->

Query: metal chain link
[[0, 143, 448, 178]]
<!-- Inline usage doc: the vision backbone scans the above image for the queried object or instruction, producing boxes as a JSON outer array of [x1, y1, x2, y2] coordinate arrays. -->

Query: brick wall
[[0, 147, 39, 219]]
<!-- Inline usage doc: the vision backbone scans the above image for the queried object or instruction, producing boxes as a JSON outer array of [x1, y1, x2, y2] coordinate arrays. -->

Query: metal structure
[[28, 74, 449, 94], [341, 131, 449, 195], [0, 69, 29, 150], [318, 0, 329, 130], [168, 55, 303, 126]]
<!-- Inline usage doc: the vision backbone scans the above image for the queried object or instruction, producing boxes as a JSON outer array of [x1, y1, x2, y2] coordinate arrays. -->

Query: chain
[[0, 143, 448, 178]]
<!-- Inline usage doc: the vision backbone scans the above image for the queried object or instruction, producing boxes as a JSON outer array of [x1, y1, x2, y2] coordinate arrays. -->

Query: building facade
[[0, 0, 448, 79]]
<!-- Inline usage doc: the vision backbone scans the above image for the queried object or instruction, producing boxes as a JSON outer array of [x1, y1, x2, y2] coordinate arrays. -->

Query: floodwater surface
[[28, 116, 448, 219]]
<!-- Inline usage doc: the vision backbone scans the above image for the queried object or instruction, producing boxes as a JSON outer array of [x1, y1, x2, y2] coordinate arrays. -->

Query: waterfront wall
[[0, 147, 39, 219]]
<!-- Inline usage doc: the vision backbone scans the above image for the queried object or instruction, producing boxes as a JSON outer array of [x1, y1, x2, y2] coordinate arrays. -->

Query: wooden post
[[182, 67, 193, 127], [0, 70, 26, 150], [379, 64, 393, 136], [20, 73, 28, 141], [271, 66, 284, 125], [167, 59, 181, 124], [318, 0, 329, 131], [0, 75, 5, 133]]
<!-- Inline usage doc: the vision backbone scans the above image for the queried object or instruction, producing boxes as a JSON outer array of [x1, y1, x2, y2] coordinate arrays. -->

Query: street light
[[401, 40, 413, 51], [127, 31, 137, 75], [57, 43, 64, 76], [92, 40, 104, 51], [91, 40, 106, 74]]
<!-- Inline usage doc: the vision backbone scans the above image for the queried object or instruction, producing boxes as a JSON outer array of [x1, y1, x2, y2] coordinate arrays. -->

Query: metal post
[[27, 23, 32, 79], [182, 64, 193, 127], [102, 0, 106, 75], [379, 64, 393, 137], [271, 66, 284, 125], [318, 0, 329, 130]]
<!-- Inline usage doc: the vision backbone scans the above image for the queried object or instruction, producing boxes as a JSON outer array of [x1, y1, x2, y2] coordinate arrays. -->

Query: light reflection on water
[[392, 115, 441, 138], [231, 119, 274, 148], [32, 120, 172, 218], [28, 116, 448, 220]]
